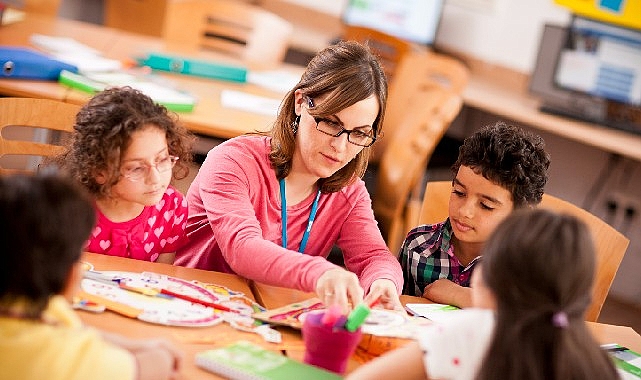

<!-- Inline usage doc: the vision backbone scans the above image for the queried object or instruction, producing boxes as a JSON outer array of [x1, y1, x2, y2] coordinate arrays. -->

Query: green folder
[[138, 52, 248, 83]]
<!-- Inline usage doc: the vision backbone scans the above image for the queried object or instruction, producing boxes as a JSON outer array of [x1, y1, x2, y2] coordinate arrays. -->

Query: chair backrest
[[342, 25, 413, 84], [417, 180, 629, 322], [0, 97, 79, 174], [23, 0, 62, 16], [370, 50, 469, 163], [373, 90, 462, 254], [537, 194, 629, 322], [163, 0, 293, 68], [417, 180, 452, 225]]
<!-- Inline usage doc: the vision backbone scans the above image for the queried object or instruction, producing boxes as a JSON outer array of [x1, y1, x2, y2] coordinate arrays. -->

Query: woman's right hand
[[315, 268, 364, 314]]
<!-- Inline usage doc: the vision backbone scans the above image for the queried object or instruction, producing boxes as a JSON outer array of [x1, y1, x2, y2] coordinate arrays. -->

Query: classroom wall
[[435, 0, 570, 72], [283, 0, 571, 73]]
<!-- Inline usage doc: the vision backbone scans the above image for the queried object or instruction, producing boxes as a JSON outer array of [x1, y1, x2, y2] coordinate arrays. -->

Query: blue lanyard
[[280, 178, 321, 253]]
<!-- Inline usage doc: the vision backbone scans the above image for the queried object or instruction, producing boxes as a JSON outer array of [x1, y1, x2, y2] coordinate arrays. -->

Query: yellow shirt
[[0, 295, 135, 380]]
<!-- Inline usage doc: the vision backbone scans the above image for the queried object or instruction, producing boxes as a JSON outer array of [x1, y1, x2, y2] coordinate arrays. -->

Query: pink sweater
[[175, 135, 402, 294]]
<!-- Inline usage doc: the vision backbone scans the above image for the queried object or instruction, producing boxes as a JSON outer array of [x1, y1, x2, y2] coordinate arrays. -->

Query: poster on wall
[[554, 0, 641, 30]]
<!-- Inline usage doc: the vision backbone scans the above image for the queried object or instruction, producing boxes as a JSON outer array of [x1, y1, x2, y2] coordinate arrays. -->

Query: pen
[[83, 270, 121, 286], [159, 288, 238, 313], [368, 295, 382, 308]]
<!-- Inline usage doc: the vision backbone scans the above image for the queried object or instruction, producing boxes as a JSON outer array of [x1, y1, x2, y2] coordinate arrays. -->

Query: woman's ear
[[293, 89, 304, 116]]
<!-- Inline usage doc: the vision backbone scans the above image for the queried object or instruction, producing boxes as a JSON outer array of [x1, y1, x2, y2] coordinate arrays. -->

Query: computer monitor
[[341, 0, 444, 46], [555, 16, 641, 107], [529, 20, 641, 135]]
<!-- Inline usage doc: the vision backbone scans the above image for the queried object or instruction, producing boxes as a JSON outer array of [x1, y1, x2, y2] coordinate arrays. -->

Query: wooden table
[[79, 253, 301, 379], [461, 59, 641, 162], [77, 255, 641, 378], [400, 294, 641, 352], [0, 12, 302, 140], [253, 282, 641, 351]]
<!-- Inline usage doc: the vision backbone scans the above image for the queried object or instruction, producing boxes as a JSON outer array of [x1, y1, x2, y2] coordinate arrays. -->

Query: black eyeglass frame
[[305, 96, 377, 148]]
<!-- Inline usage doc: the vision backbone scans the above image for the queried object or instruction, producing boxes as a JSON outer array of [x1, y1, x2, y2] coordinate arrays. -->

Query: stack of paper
[[30, 34, 122, 73]]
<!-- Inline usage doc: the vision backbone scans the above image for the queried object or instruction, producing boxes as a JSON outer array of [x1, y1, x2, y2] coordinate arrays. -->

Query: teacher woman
[[175, 41, 403, 312]]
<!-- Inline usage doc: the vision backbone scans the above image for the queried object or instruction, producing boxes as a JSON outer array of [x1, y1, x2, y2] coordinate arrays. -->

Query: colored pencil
[[159, 288, 238, 313]]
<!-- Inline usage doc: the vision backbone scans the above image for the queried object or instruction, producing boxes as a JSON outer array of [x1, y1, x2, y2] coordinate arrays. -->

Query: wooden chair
[[0, 98, 79, 174], [417, 180, 630, 322], [372, 89, 463, 254], [342, 25, 413, 85], [162, 0, 293, 68], [23, 0, 61, 16], [371, 50, 470, 163]]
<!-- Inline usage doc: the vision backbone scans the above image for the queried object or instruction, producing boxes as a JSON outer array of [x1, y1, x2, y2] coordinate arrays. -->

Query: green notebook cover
[[603, 343, 641, 379], [139, 52, 247, 83], [195, 341, 342, 380], [59, 70, 196, 113]]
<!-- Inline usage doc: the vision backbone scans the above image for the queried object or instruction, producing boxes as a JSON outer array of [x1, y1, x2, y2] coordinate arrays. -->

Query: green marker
[[344, 303, 371, 332]]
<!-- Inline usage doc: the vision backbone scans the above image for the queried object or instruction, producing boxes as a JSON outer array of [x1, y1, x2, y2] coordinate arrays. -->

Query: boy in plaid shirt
[[399, 122, 550, 307]]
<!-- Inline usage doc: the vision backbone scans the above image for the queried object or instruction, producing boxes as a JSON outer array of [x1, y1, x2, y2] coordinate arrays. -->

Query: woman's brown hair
[[269, 40, 388, 193], [476, 209, 618, 380]]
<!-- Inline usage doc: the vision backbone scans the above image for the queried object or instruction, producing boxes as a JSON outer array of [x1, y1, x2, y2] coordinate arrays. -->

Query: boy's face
[[449, 165, 514, 246]]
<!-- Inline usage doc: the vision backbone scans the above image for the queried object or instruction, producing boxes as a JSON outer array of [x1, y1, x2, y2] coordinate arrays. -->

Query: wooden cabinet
[[104, 0, 169, 36]]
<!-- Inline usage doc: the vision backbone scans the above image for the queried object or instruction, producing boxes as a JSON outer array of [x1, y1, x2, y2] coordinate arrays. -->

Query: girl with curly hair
[[56, 87, 194, 263]]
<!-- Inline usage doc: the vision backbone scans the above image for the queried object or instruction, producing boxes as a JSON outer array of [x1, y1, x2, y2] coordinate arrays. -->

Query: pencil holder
[[302, 311, 362, 374]]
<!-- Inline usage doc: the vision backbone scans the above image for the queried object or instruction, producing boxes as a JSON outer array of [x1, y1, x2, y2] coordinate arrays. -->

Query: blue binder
[[0, 46, 78, 80]]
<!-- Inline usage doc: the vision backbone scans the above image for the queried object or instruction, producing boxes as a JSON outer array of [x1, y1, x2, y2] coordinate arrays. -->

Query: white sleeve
[[418, 309, 495, 380]]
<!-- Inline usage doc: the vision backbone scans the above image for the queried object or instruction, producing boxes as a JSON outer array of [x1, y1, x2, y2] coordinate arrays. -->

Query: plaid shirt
[[399, 218, 481, 296]]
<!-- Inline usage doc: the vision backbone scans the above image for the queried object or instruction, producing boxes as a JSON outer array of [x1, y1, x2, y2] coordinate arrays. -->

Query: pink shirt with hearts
[[85, 185, 189, 261]]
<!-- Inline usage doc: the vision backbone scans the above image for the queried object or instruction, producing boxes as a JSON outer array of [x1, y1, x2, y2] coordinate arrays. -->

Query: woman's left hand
[[365, 279, 404, 311]]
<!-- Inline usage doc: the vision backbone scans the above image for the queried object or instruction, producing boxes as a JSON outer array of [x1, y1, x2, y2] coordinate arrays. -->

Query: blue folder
[[0, 46, 78, 80]]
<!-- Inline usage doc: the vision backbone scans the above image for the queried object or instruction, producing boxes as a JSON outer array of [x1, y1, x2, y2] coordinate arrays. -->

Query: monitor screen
[[342, 0, 444, 46], [554, 16, 641, 107]]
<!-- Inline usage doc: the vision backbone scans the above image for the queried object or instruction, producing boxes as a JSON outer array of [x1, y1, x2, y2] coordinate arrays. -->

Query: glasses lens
[[156, 155, 177, 172], [315, 119, 375, 147], [348, 132, 375, 147], [315, 119, 341, 135], [122, 156, 178, 181]]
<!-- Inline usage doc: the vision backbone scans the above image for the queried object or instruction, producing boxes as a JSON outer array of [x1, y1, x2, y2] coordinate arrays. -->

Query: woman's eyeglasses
[[305, 96, 376, 147], [313, 118, 376, 147], [121, 155, 179, 182]]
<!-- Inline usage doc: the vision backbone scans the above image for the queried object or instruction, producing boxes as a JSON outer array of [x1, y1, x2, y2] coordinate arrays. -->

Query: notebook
[[603, 344, 641, 379], [59, 70, 196, 113], [405, 303, 460, 323], [195, 340, 341, 380]]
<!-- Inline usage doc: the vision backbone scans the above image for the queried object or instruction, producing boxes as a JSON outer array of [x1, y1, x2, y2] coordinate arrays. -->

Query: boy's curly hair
[[452, 121, 551, 208], [57, 87, 194, 197]]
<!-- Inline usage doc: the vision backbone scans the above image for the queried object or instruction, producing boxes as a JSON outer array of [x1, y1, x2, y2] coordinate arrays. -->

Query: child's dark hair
[[476, 209, 618, 380], [58, 87, 194, 197], [452, 121, 550, 207], [0, 172, 96, 318]]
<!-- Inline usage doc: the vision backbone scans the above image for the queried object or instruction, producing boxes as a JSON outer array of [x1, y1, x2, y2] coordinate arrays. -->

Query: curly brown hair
[[451, 121, 551, 208], [57, 87, 194, 197], [269, 40, 388, 193]]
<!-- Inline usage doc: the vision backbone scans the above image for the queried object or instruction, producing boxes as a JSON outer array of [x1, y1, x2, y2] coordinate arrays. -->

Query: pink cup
[[302, 311, 363, 374]]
